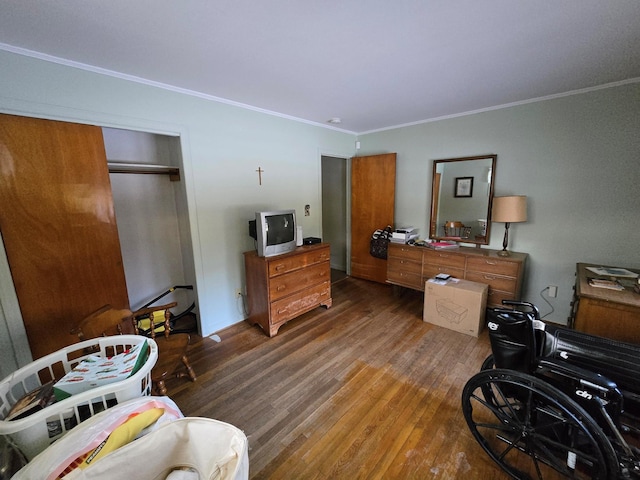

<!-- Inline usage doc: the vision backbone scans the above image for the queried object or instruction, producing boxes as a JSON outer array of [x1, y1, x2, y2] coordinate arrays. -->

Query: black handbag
[[369, 226, 392, 259]]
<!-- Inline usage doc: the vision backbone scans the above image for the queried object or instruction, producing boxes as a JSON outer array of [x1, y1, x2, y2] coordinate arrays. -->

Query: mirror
[[429, 155, 497, 245]]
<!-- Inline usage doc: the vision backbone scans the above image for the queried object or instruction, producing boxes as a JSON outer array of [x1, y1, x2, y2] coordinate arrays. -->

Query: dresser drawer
[[269, 261, 330, 301], [466, 256, 519, 277], [388, 244, 423, 262], [388, 257, 422, 275], [466, 271, 518, 294], [423, 250, 466, 269], [270, 281, 331, 325], [387, 269, 424, 290], [268, 246, 330, 277]]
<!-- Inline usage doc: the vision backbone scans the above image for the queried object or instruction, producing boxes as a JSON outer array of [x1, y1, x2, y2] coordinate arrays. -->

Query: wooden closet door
[[350, 153, 396, 283], [0, 114, 129, 359]]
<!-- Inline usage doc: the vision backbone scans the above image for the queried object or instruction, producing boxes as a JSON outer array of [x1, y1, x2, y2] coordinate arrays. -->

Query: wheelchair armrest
[[537, 358, 622, 400]]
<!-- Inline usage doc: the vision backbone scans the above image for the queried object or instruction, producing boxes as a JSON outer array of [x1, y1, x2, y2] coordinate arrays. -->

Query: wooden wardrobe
[[350, 153, 396, 284], [0, 114, 129, 359]]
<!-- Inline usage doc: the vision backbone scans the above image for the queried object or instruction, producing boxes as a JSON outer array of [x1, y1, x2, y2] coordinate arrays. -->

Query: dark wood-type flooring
[[165, 276, 507, 479]]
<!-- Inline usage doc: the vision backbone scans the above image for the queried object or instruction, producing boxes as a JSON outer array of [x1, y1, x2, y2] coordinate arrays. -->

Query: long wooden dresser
[[244, 243, 332, 337], [387, 243, 527, 307]]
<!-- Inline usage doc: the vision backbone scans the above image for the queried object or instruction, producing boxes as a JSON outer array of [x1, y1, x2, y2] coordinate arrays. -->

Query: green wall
[[360, 82, 640, 323], [0, 49, 355, 351]]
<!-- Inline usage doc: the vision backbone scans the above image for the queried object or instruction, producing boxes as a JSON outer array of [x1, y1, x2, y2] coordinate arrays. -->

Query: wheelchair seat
[[541, 323, 640, 395], [487, 303, 640, 396]]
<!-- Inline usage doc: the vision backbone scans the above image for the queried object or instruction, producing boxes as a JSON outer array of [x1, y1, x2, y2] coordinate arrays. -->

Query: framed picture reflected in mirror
[[455, 176, 474, 198]]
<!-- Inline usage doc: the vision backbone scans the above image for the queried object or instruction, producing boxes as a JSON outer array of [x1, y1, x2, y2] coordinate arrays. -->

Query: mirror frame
[[429, 154, 497, 246]]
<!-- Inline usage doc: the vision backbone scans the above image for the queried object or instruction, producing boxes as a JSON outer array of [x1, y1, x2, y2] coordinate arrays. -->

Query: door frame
[[319, 151, 352, 276]]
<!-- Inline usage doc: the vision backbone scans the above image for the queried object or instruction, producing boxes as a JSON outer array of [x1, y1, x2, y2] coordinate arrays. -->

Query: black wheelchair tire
[[462, 368, 618, 479], [481, 354, 495, 371]]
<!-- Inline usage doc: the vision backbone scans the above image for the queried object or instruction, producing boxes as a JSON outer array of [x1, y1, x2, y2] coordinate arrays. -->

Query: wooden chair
[[131, 303, 197, 395], [70, 305, 135, 340], [71, 304, 197, 396], [443, 221, 471, 239]]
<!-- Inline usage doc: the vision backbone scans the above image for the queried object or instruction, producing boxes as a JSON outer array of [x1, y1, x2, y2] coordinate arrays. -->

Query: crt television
[[249, 209, 297, 257]]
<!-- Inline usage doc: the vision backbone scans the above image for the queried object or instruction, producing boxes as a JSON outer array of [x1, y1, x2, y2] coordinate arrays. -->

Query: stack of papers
[[588, 278, 625, 291]]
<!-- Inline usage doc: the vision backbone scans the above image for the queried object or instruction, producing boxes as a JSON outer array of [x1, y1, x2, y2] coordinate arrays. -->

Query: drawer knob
[[277, 285, 286, 291], [275, 264, 285, 271]]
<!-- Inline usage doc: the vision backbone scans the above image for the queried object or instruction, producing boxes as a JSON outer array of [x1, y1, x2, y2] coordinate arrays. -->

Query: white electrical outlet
[[548, 285, 557, 298]]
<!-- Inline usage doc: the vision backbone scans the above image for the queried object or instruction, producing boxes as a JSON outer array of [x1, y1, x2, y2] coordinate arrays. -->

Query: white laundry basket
[[0, 335, 157, 460]]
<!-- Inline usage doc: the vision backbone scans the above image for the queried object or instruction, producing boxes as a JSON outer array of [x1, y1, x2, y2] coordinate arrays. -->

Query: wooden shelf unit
[[244, 243, 332, 337], [387, 243, 527, 307], [570, 263, 640, 344]]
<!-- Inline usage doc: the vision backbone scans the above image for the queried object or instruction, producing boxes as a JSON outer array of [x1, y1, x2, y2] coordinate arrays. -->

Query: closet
[[103, 127, 196, 319], [0, 114, 195, 360]]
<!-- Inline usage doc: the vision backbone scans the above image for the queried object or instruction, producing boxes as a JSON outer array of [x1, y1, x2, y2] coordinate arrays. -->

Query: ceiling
[[1, 1, 639, 134]]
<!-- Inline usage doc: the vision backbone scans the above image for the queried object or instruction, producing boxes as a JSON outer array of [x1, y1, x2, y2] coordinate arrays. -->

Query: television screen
[[265, 213, 295, 246]]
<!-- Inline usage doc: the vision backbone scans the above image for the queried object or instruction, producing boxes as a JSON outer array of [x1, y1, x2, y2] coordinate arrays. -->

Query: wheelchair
[[461, 301, 640, 479]]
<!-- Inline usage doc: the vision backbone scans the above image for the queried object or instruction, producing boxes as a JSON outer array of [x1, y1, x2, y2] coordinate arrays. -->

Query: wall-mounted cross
[[256, 167, 264, 185]]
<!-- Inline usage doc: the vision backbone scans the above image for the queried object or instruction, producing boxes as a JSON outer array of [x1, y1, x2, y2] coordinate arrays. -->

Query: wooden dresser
[[387, 243, 527, 307], [569, 263, 640, 344], [244, 243, 332, 337]]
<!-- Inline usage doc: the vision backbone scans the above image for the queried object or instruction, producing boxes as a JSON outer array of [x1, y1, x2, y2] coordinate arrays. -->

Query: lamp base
[[499, 223, 512, 257]]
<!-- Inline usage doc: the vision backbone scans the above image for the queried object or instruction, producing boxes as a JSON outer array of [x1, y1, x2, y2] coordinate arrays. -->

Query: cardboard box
[[423, 279, 488, 337]]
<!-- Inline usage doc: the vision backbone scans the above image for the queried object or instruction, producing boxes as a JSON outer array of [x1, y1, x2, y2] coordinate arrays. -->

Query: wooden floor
[[165, 276, 508, 479]]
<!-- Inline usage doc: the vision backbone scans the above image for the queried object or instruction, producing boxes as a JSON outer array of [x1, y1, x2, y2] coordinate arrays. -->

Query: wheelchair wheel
[[462, 368, 618, 479], [479, 354, 500, 409], [481, 354, 495, 371]]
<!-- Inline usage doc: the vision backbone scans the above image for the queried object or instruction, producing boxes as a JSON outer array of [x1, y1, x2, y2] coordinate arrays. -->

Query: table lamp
[[492, 195, 527, 257]]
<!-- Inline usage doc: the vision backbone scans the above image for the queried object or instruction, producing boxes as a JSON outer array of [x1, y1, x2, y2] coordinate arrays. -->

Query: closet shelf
[[107, 162, 180, 181]]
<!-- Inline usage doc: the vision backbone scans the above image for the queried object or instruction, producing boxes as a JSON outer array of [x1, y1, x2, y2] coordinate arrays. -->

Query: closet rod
[[107, 162, 180, 181]]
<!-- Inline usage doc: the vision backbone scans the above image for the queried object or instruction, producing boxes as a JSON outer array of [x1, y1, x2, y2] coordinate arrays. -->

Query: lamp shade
[[492, 195, 527, 223]]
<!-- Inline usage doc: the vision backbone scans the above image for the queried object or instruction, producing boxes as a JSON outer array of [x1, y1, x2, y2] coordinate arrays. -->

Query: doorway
[[321, 155, 348, 283]]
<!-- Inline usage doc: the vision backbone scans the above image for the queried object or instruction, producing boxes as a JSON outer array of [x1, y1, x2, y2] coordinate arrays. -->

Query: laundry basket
[[0, 335, 157, 460]]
